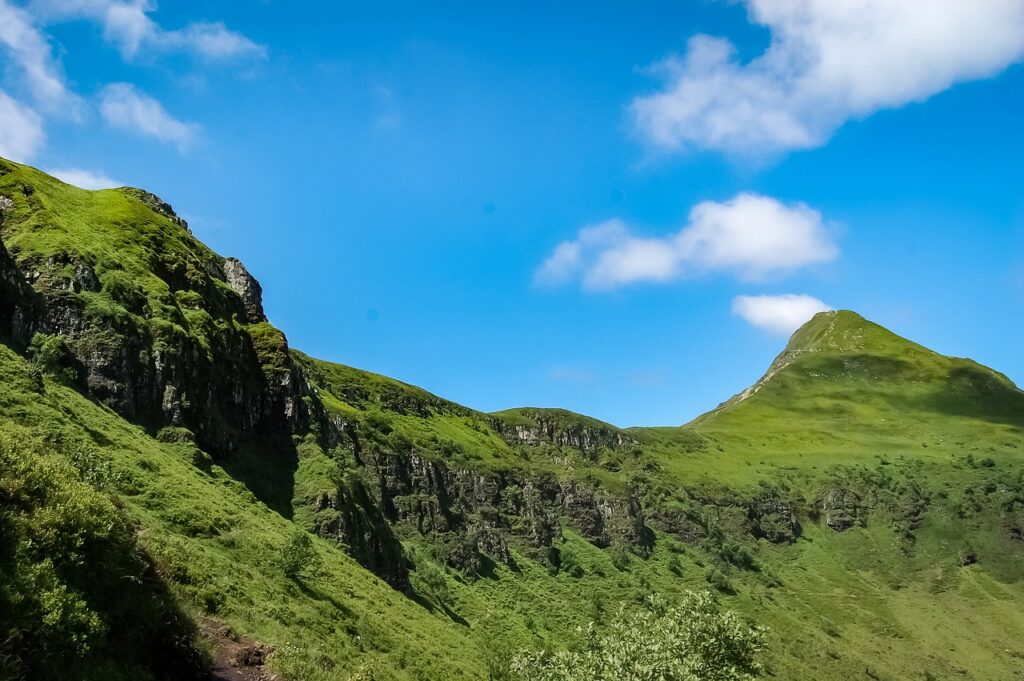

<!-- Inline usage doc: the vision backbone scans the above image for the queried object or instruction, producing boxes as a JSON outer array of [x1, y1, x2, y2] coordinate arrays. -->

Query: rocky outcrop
[[0, 185, 310, 466], [818, 488, 865, 531], [123, 188, 189, 231], [222, 258, 266, 323], [647, 492, 801, 546], [326, 428, 652, 576], [312, 479, 410, 590], [492, 413, 633, 451], [747, 496, 801, 543], [0, 215, 40, 347]]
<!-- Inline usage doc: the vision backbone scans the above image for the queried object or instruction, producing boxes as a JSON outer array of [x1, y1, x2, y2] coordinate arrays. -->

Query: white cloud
[[371, 84, 402, 131], [164, 21, 265, 60], [46, 166, 123, 189], [732, 294, 831, 335], [0, 90, 44, 160], [0, 1, 255, 161], [0, 0, 76, 112], [30, 0, 265, 61], [100, 82, 199, 149], [631, 0, 1024, 156], [536, 193, 837, 291]]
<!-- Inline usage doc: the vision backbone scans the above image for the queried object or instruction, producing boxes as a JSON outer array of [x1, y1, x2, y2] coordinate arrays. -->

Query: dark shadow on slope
[[740, 354, 1024, 430], [406, 591, 470, 626], [925, 365, 1024, 428], [210, 432, 299, 519], [295, 581, 355, 619]]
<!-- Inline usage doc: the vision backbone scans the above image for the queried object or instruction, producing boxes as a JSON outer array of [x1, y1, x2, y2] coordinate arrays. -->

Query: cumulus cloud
[[100, 82, 199, 149], [46, 166, 123, 189], [0, 90, 44, 160], [536, 193, 837, 291], [0, 1, 258, 161], [732, 294, 831, 335], [30, 0, 265, 61], [631, 0, 1024, 156]]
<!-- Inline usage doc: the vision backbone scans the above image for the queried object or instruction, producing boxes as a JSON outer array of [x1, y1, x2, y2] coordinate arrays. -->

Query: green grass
[[0, 342, 485, 680], [284, 311, 1024, 680], [3, 161, 1024, 680]]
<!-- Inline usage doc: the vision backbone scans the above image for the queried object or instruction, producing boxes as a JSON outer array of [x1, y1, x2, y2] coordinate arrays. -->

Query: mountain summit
[[696, 309, 1022, 441]]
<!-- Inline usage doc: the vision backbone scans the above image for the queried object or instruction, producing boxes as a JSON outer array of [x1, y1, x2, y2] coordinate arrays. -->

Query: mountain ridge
[[2, 160, 1024, 680]]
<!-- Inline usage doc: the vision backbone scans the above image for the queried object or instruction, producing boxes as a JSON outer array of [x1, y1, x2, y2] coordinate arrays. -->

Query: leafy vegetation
[[0, 429, 201, 681], [281, 529, 322, 581], [509, 592, 763, 681]]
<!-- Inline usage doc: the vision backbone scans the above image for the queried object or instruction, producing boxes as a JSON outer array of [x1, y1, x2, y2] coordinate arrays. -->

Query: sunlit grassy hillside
[[2, 160, 1024, 680]]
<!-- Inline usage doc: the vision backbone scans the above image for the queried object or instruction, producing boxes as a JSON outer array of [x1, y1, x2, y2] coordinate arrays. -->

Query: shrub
[[280, 529, 321, 581], [719, 541, 757, 571], [27, 333, 77, 383], [411, 561, 450, 606], [705, 567, 735, 594], [610, 546, 630, 571], [510, 592, 764, 681], [559, 543, 584, 578], [0, 432, 202, 679]]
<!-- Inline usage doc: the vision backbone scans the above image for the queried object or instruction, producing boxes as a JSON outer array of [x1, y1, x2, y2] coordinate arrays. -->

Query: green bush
[[27, 333, 77, 383], [610, 546, 630, 571], [705, 567, 735, 594], [510, 592, 764, 681], [411, 561, 450, 606], [0, 431, 201, 680], [281, 529, 321, 581], [558, 543, 584, 578]]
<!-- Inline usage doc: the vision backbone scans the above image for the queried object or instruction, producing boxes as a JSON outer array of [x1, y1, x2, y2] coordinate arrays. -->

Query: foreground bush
[[0, 431, 201, 681], [510, 591, 764, 681]]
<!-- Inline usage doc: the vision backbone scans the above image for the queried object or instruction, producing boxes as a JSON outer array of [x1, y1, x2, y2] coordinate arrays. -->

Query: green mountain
[[1, 159, 1023, 680]]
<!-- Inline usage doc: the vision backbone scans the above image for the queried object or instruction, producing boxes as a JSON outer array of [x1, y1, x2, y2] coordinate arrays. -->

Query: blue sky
[[1, 0, 1023, 426]]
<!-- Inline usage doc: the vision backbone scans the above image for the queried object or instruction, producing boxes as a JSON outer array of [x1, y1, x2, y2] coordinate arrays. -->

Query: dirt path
[[200, 620, 274, 681]]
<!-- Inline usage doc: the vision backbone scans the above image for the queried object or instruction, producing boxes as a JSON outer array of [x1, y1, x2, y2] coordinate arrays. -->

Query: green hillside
[[2, 159, 1024, 680]]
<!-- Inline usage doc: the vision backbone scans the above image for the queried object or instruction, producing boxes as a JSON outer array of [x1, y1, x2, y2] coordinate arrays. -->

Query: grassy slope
[[296, 312, 1024, 680], [0, 343, 484, 680], [2, 159, 1024, 680], [675, 311, 1024, 678]]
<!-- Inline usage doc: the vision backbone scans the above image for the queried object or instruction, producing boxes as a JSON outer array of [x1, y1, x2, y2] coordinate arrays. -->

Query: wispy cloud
[[46, 166, 123, 189], [0, 1, 261, 162], [30, 0, 265, 61], [732, 294, 831, 335], [632, 0, 1024, 157], [548, 366, 598, 385], [0, 90, 44, 160], [0, 0, 78, 112], [99, 82, 199, 150], [371, 84, 402, 131], [536, 193, 837, 291]]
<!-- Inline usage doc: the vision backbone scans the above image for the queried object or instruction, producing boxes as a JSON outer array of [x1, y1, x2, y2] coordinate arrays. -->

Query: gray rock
[[223, 257, 266, 323]]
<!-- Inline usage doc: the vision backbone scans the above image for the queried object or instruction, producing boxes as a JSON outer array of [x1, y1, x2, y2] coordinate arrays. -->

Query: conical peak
[[783, 310, 916, 356]]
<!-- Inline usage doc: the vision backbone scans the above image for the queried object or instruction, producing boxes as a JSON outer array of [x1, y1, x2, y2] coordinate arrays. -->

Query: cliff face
[[0, 164, 313, 465], [0, 230, 40, 346], [490, 409, 634, 451], [307, 410, 654, 583], [0, 163, 663, 590]]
